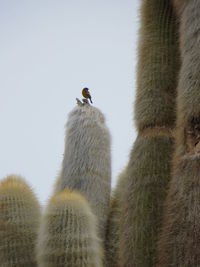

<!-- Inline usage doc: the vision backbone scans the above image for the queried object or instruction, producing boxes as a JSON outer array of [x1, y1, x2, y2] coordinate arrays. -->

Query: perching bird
[[82, 87, 93, 104]]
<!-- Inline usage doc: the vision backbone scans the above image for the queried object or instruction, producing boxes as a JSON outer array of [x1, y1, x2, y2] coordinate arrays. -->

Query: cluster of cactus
[[1, 0, 200, 266]]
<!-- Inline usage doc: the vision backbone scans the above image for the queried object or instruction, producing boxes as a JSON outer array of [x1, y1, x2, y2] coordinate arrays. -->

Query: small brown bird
[[82, 87, 93, 104]]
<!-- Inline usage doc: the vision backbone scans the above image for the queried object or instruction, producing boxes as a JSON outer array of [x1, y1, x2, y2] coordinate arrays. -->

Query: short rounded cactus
[[0, 175, 41, 267], [37, 189, 103, 267]]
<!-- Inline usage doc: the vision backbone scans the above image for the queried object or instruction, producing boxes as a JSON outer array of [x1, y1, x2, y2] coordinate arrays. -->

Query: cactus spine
[[105, 169, 126, 267], [120, 0, 180, 266], [55, 104, 111, 240], [37, 189, 103, 267], [0, 175, 41, 267], [157, 1, 200, 266]]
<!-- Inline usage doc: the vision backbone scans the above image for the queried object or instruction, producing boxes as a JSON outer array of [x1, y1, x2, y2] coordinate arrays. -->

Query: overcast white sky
[[0, 0, 139, 204]]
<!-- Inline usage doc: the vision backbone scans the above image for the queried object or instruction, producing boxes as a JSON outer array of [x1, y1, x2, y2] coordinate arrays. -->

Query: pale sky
[[0, 0, 139, 204]]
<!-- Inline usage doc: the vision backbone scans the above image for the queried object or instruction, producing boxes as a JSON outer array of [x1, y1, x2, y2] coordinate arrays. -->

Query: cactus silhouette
[[157, 1, 200, 266], [37, 189, 103, 267], [55, 103, 111, 240], [120, 0, 180, 266], [105, 168, 126, 267], [0, 175, 41, 267]]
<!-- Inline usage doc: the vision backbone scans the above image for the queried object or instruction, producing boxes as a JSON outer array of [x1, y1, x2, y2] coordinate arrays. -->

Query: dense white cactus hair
[[55, 103, 111, 240]]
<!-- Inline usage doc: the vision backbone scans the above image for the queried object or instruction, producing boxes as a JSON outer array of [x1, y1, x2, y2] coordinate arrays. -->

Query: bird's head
[[82, 87, 89, 94]]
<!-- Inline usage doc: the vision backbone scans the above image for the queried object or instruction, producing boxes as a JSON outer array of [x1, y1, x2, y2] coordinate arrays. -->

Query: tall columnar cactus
[[157, 1, 200, 266], [105, 169, 126, 267], [0, 175, 41, 267], [55, 103, 111, 240], [120, 0, 180, 266], [37, 189, 103, 267]]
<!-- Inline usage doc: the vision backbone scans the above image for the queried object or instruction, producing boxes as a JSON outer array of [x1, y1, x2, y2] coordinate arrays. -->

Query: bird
[[82, 87, 93, 104]]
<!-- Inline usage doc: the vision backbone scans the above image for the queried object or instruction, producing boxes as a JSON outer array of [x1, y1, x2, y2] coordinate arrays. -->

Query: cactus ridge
[[105, 169, 126, 267]]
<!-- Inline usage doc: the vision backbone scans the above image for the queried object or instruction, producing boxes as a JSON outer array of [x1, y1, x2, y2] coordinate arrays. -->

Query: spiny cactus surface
[[0, 175, 41, 267], [105, 169, 126, 267], [157, 1, 200, 266], [135, 0, 180, 132], [121, 135, 174, 267], [120, 0, 180, 266], [37, 189, 103, 267], [56, 104, 111, 240]]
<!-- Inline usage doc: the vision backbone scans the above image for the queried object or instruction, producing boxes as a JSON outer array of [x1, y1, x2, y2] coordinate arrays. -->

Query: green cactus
[[3, 1, 197, 266], [37, 189, 103, 267], [0, 175, 41, 267], [157, 1, 200, 266], [105, 168, 126, 267], [120, 0, 180, 266], [55, 103, 111, 240], [134, 0, 179, 132]]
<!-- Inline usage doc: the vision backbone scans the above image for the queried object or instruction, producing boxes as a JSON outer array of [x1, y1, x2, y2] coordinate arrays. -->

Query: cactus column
[[157, 1, 200, 266], [120, 0, 180, 266], [55, 104, 111, 240]]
